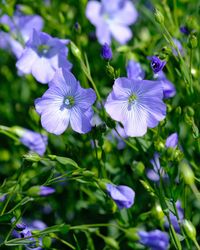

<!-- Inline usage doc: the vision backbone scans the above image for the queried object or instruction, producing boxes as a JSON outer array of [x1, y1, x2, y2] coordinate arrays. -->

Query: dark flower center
[[37, 44, 50, 55], [63, 96, 75, 108], [128, 93, 137, 104]]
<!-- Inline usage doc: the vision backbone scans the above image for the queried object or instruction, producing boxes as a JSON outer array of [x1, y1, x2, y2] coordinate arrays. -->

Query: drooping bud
[[101, 43, 112, 60], [183, 219, 196, 241], [179, 161, 194, 185], [154, 9, 164, 24]]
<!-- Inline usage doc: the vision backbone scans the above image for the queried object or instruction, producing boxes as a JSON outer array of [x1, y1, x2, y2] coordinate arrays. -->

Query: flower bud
[[27, 186, 55, 196], [188, 34, 198, 49], [42, 236, 52, 248], [183, 219, 196, 241], [179, 161, 194, 185], [104, 237, 119, 250], [186, 107, 195, 117], [101, 43, 112, 60], [70, 42, 82, 60], [125, 228, 140, 241], [154, 9, 164, 24]]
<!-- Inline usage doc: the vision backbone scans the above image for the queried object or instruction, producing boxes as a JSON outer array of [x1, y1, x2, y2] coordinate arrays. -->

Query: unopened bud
[[125, 228, 140, 241], [183, 219, 196, 241], [188, 34, 198, 49], [70, 42, 82, 60], [179, 161, 194, 185], [42, 236, 52, 248], [186, 107, 195, 117], [104, 237, 119, 250], [154, 9, 164, 24]]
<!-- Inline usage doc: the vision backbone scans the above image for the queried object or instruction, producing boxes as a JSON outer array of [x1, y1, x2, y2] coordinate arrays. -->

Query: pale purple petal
[[16, 48, 37, 74], [165, 132, 178, 148], [86, 1, 102, 26], [126, 60, 145, 80], [31, 57, 55, 83], [112, 1, 138, 25], [96, 22, 112, 45], [70, 106, 92, 134], [109, 23, 132, 44]]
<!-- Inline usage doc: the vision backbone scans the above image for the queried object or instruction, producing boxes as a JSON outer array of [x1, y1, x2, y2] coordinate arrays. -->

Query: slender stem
[[70, 223, 125, 232], [114, 128, 138, 152], [52, 234, 76, 250]]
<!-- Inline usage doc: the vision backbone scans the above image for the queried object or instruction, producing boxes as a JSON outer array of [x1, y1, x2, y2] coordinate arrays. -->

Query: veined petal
[[113, 77, 132, 98], [16, 48, 37, 74], [75, 85, 96, 110], [123, 104, 148, 137], [49, 68, 78, 96], [40, 105, 70, 135], [34, 89, 63, 115], [31, 57, 55, 83], [109, 23, 132, 44], [70, 106, 92, 134]]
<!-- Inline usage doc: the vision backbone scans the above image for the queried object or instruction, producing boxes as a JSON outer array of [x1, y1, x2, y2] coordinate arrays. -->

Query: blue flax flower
[[16, 30, 71, 83], [106, 184, 135, 209], [138, 229, 169, 250], [148, 56, 166, 74], [155, 71, 176, 99], [86, 0, 138, 45], [0, 13, 43, 58], [35, 68, 96, 135], [104, 77, 166, 137], [101, 43, 112, 60], [126, 59, 145, 80], [20, 128, 48, 156]]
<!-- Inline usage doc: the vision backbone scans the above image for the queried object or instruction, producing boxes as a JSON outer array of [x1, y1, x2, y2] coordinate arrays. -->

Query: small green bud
[[188, 34, 198, 49], [23, 152, 41, 162], [154, 9, 164, 24], [106, 64, 115, 78], [82, 170, 96, 178], [17, 5, 34, 15], [125, 228, 140, 241], [70, 42, 82, 60], [104, 237, 119, 250], [153, 203, 165, 221], [183, 219, 196, 241], [134, 162, 145, 176], [186, 107, 195, 117], [192, 123, 199, 139], [42, 236, 52, 248], [97, 179, 108, 191], [179, 161, 194, 185], [27, 186, 40, 196], [175, 107, 182, 115]]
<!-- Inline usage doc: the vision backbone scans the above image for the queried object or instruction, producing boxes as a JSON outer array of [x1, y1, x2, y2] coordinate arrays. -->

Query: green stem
[[114, 128, 138, 152], [52, 234, 76, 250], [70, 223, 125, 232]]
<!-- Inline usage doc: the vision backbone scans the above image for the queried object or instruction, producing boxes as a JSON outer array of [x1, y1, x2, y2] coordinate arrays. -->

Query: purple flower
[[0, 14, 43, 58], [86, 0, 138, 45], [104, 77, 166, 137], [20, 129, 48, 156], [147, 153, 166, 182], [172, 38, 183, 56], [101, 43, 112, 60], [106, 183, 135, 209], [39, 186, 55, 196], [155, 71, 176, 99], [16, 30, 72, 84], [35, 68, 96, 135], [164, 201, 184, 233], [126, 59, 145, 80], [109, 124, 127, 150], [148, 56, 166, 74], [165, 132, 178, 148], [180, 26, 190, 35], [15, 222, 27, 231], [0, 194, 6, 202], [138, 229, 169, 250]]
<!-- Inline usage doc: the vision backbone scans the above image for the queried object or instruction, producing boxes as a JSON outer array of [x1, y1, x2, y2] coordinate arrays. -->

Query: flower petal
[[16, 48, 37, 74], [70, 106, 92, 134], [85, 0, 102, 26], [31, 57, 55, 83], [109, 23, 132, 44], [96, 22, 111, 45]]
